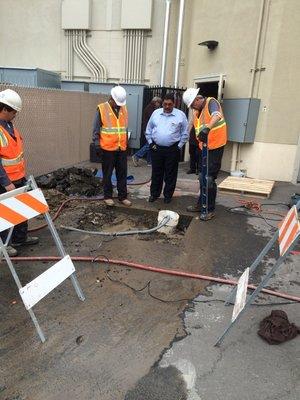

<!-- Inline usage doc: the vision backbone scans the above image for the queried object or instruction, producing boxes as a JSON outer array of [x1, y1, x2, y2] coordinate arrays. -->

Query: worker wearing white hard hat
[[0, 89, 39, 255], [183, 87, 227, 220], [92, 85, 132, 207]]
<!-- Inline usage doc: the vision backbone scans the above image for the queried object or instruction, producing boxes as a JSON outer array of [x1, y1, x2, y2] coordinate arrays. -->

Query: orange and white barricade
[[215, 204, 300, 346], [0, 175, 85, 343]]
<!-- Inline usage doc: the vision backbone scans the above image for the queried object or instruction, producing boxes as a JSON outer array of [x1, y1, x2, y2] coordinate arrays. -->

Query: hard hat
[[0, 89, 22, 112], [111, 85, 126, 106], [183, 87, 200, 108]]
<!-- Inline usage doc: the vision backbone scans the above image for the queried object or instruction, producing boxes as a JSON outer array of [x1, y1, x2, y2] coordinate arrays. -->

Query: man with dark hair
[[0, 89, 39, 256], [132, 96, 162, 166], [145, 93, 188, 204]]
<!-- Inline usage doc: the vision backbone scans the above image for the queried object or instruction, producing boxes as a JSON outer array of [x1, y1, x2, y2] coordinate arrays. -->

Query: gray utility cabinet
[[61, 80, 89, 92], [222, 98, 260, 143], [89, 83, 145, 150], [0, 67, 61, 89]]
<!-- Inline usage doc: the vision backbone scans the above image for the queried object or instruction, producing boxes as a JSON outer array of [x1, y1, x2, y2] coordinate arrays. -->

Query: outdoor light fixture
[[198, 40, 219, 50]]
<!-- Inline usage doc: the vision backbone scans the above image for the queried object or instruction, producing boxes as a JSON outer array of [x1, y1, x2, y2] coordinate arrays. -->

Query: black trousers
[[150, 143, 180, 199], [0, 177, 28, 244], [198, 146, 224, 212], [102, 150, 127, 200], [189, 142, 200, 172]]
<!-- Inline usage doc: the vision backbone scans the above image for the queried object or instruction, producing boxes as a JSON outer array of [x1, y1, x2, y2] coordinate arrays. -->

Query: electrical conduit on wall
[[66, 30, 107, 82], [124, 29, 146, 84]]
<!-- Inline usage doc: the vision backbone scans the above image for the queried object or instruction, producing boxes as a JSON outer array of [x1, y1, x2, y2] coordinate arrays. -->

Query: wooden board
[[218, 176, 275, 198]]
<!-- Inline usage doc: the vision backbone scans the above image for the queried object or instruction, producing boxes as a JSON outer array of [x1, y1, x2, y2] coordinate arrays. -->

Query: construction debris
[[36, 167, 103, 196]]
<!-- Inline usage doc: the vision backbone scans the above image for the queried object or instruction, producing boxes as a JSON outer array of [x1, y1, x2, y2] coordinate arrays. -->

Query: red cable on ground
[[11, 256, 300, 302]]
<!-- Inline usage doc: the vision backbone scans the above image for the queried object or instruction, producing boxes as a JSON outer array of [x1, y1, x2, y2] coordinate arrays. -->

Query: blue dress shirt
[[145, 107, 189, 148]]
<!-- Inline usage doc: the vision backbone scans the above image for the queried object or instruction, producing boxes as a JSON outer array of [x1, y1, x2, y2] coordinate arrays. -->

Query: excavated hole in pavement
[[34, 189, 193, 244]]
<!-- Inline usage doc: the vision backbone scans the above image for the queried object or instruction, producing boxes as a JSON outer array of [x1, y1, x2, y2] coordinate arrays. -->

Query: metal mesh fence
[[0, 84, 107, 177]]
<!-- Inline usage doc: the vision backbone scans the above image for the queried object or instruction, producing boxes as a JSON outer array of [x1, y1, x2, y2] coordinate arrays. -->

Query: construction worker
[[183, 88, 227, 220], [0, 89, 39, 256], [146, 93, 189, 204], [132, 96, 162, 166], [92, 85, 131, 207]]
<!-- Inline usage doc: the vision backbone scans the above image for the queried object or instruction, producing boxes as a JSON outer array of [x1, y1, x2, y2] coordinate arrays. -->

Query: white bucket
[[157, 210, 179, 234]]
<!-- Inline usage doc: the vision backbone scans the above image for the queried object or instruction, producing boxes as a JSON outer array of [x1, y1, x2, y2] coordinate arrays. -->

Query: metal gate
[[140, 86, 188, 154]]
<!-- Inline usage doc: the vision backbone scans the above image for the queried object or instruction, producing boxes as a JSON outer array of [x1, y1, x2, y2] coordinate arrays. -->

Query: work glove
[[198, 127, 210, 143], [150, 142, 158, 151]]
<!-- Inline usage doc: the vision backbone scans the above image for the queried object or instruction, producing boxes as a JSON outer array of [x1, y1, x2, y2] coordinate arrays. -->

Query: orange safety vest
[[98, 102, 128, 151], [0, 125, 26, 182], [193, 97, 227, 150]]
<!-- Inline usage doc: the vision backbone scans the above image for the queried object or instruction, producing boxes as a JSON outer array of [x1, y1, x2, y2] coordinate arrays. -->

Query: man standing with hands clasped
[[146, 93, 188, 204], [183, 88, 227, 220]]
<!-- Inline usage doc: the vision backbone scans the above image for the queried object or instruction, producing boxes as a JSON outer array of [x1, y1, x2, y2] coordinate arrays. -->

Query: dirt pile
[[36, 167, 103, 196]]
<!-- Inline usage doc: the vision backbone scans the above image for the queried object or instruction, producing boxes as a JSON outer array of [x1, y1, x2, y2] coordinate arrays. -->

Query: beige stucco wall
[[180, 0, 300, 182], [1, 0, 300, 181]]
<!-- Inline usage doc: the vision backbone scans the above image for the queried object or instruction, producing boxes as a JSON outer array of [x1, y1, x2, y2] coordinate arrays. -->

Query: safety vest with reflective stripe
[[98, 102, 128, 151], [193, 97, 227, 150], [0, 126, 26, 182]]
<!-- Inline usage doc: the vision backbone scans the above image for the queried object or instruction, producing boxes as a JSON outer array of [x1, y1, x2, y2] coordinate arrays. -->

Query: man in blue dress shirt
[[145, 93, 189, 204]]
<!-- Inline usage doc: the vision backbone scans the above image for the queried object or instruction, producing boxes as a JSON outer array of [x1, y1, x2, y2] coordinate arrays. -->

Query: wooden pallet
[[218, 176, 275, 198]]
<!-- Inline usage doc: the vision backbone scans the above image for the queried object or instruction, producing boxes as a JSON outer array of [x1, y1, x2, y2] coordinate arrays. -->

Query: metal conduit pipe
[[174, 0, 185, 88], [129, 30, 134, 83], [66, 31, 71, 79], [124, 31, 129, 82], [134, 30, 139, 83], [69, 30, 74, 79], [82, 30, 107, 81], [78, 30, 100, 81], [140, 30, 144, 83], [80, 31, 102, 82], [160, 0, 171, 86], [72, 30, 97, 81]]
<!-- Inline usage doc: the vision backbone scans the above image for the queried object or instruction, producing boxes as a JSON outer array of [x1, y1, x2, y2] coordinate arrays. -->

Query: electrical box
[[222, 98, 261, 143], [121, 0, 153, 30], [61, 0, 91, 30]]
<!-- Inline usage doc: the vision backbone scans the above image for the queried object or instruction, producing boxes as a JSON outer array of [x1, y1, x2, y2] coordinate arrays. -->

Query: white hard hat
[[0, 89, 22, 112], [111, 85, 126, 106], [183, 87, 200, 108]]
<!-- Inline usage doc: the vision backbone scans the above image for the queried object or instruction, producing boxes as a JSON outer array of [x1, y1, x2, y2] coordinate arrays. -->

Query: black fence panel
[[139, 86, 188, 160]]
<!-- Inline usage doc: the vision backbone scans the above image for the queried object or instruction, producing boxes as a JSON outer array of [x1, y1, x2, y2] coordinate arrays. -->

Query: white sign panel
[[19, 255, 75, 310], [231, 267, 250, 322]]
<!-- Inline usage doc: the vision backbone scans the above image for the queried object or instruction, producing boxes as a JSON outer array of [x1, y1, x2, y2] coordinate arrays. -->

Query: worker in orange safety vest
[[183, 87, 227, 220], [0, 89, 39, 256], [92, 85, 132, 207]]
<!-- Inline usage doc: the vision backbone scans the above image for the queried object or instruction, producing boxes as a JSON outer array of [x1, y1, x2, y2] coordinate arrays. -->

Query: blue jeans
[[134, 143, 151, 164]]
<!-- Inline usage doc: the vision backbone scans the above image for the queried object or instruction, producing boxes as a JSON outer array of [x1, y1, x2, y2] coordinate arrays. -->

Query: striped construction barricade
[[0, 175, 85, 343], [215, 203, 300, 346]]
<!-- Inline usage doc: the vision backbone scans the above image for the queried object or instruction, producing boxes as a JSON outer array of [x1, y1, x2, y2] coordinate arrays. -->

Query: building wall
[[180, 0, 300, 182], [1, 0, 299, 181]]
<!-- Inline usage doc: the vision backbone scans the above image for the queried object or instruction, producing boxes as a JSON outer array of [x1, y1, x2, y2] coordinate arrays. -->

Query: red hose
[[11, 256, 300, 302]]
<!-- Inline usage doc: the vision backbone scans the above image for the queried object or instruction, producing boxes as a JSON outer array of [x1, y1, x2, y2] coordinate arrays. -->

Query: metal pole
[[0, 238, 46, 342], [174, 0, 185, 88], [225, 231, 279, 305], [160, 0, 171, 86], [28, 176, 85, 302], [215, 233, 300, 347]]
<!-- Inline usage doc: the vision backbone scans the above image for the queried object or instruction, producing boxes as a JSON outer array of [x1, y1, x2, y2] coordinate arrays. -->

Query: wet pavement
[[0, 158, 299, 400]]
